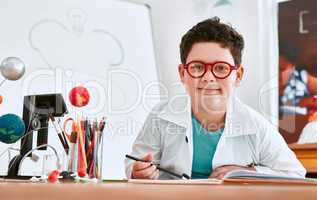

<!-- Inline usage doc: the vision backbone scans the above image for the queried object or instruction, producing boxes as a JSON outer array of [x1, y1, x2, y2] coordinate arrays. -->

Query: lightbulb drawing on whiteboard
[[68, 8, 87, 36], [28, 8, 125, 75]]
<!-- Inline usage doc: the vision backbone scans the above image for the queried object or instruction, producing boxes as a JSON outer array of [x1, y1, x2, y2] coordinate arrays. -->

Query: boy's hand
[[131, 154, 159, 179], [209, 165, 256, 179]]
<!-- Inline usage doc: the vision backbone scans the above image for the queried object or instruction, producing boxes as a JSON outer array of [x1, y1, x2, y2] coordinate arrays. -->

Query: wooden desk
[[1, 181, 317, 200], [289, 143, 317, 173]]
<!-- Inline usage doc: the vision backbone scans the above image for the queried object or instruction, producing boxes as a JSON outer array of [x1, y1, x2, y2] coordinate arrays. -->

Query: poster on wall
[[278, 0, 317, 144]]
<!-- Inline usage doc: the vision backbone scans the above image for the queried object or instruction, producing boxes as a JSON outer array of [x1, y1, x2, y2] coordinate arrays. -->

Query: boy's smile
[[197, 83, 222, 95]]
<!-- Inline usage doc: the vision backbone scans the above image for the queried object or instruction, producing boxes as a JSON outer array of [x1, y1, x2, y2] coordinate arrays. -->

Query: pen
[[125, 154, 190, 179]]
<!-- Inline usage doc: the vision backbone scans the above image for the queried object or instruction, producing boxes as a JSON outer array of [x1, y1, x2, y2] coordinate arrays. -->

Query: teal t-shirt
[[191, 115, 224, 179]]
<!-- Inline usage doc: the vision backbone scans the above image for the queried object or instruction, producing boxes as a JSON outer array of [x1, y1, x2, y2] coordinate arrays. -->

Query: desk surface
[[1, 181, 317, 200]]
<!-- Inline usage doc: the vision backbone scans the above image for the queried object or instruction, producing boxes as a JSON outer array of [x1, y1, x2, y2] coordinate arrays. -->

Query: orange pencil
[[77, 118, 88, 170]]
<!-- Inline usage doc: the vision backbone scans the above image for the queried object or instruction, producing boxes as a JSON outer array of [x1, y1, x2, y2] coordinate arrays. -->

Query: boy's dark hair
[[180, 17, 244, 66]]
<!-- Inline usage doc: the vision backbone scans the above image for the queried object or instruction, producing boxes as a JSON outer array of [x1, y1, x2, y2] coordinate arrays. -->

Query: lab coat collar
[[157, 94, 192, 130], [157, 93, 257, 138]]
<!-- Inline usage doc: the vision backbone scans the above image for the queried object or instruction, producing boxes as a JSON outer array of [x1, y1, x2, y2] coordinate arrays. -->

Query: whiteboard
[[0, 0, 160, 179]]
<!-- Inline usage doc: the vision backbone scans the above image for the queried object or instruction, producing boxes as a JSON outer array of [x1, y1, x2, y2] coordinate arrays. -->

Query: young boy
[[125, 17, 306, 179]]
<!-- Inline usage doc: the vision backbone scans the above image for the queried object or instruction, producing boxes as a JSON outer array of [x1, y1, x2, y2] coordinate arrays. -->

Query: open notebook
[[222, 169, 317, 185], [128, 169, 317, 185], [223, 169, 306, 180]]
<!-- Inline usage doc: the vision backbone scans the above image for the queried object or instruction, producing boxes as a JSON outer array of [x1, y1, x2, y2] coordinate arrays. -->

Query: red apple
[[69, 86, 90, 107]]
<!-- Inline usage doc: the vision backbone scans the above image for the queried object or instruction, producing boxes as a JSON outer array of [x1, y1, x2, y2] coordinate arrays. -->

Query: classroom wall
[[130, 0, 280, 125]]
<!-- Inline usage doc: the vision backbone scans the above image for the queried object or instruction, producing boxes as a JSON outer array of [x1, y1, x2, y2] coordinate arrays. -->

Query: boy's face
[[178, 42, 244, 113]]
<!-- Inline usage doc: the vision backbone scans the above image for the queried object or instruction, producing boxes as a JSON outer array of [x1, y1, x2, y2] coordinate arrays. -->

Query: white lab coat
[[298, 121, 317, 144], [125, 95, 306, 179]]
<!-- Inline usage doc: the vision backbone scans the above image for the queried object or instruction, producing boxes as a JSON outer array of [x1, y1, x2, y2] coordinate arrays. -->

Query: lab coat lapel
[[157, 95, 193, 175], [212, 94, 258, 169], [222, 94, 258, 138]]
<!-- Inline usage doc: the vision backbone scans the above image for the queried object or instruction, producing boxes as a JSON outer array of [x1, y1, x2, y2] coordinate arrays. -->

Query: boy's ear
[[235, 65, 244, 86], [178, 64, 186, 83]]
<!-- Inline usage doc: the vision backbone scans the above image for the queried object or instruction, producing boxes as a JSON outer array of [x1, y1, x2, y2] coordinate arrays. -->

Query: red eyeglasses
[[183, 60, 238, 79]]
